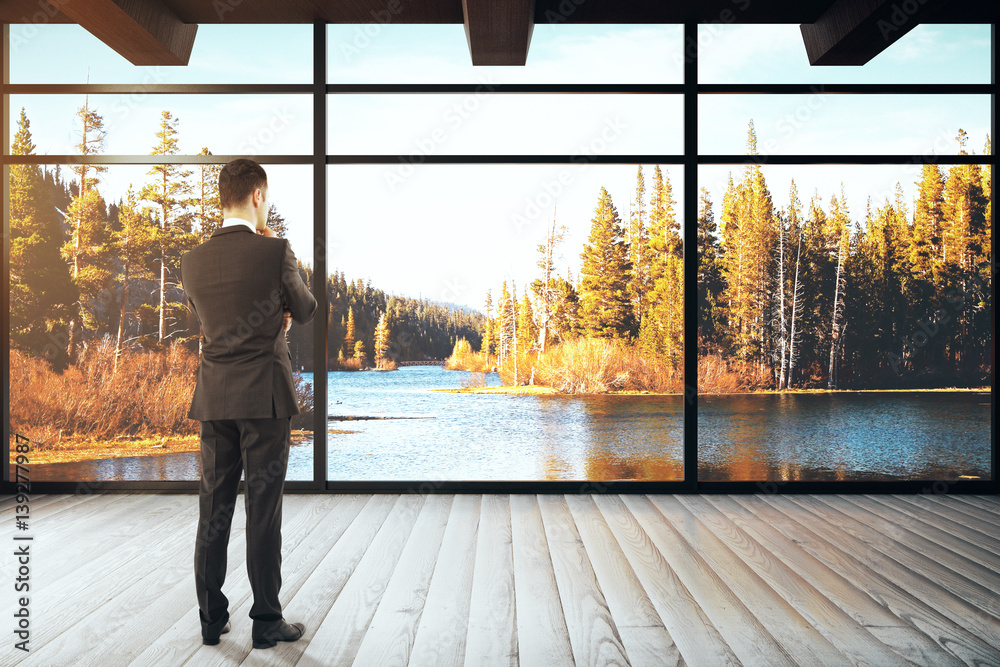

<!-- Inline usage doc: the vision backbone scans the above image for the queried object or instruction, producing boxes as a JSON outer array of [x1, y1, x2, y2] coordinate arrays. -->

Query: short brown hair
[[219, 158, 267, 210]]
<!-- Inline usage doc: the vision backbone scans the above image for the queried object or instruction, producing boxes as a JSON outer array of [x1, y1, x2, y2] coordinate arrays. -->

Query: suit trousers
[[194, 416, 290, 637]]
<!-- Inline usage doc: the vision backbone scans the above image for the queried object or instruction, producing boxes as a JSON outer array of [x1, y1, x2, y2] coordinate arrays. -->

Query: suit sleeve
[[280, 240, 318, 325], [179, 255, 201, 326]]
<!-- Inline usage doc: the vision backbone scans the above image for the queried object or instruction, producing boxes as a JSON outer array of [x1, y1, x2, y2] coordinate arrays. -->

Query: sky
[[6, 22, 993, 311]]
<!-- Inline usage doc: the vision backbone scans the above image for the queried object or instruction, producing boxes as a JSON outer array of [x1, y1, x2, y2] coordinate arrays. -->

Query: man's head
[[219, 158, 268, 230]]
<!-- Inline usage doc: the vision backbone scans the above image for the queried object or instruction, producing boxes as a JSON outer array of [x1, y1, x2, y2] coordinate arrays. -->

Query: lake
[[19, 367, 991, 482]]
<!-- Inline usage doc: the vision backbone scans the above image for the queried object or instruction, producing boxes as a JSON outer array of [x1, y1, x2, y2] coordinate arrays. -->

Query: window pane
[[700, 95, 990, 155], [697, 163, 992, 482], [329, 94, 680, 155], [699, 24, 991, 84], [10, 95, 313, 155], [8, 163, 315, 482], [324, 164, 684, 481], [329, 24, 683, 84], [9, 24, 312, 84]]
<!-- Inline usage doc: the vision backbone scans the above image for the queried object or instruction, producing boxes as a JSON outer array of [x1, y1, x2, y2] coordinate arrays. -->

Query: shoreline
[[10, 430, 313, 466], [436, 385, 987, 396]]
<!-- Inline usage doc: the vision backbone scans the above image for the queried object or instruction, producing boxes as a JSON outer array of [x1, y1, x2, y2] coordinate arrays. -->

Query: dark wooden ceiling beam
[[462, 0, 535, 66], [800, 0, 948, 66], [45, 0, 197, 66]]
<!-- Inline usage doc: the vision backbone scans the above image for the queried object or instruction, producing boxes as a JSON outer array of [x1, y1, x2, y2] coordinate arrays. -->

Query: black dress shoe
[[252, 619, 305, 649], [203, 621, 231, 646]]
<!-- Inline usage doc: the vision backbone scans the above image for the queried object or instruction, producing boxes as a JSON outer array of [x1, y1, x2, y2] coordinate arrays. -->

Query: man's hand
[[283, 307, 293, 332], [257, 226, 277, 238]]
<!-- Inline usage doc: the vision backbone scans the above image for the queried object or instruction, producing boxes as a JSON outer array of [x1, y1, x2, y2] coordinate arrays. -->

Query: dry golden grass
[[444, 338, 493, 373], [375, 357, 399, 371], [499, 338, 681, 394], [697, 353, 775, 393], [9, 339, 200, 444], [460, 371, 487, 388], [334, 357, 363, 372]]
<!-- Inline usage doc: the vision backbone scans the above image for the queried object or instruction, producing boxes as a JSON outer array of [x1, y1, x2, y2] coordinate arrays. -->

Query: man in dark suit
[[181, 158, 317, 649]]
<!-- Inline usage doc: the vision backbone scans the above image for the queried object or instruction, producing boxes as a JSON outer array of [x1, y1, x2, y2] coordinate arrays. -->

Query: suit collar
[[211, 225, 255, 238]]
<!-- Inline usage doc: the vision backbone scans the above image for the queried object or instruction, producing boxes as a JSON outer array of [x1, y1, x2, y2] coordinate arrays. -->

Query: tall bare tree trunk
[[788, 235, 802, 388], [828, 232, 846, 389]]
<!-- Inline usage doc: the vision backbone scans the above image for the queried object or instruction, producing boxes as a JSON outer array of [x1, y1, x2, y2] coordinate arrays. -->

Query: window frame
[[1, 22, 995, 494]]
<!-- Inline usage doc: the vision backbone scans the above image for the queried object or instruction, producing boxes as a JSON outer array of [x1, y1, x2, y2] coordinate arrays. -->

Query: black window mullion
[[684, 22, 699, 490]]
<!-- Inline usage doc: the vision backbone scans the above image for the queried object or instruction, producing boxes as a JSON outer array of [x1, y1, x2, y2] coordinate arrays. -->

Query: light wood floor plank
[[350, 493, 453, 667], [890, 495, 1000, 544], [950, 495, 1000, 517], [763, 496, 1000, 652], [668, 495, 890, 667], [797, 496, 1000, 618], [15, 496, 202, 666], [464, 494, 518, 667], [537, 494, 630, 667], [124, 495, 317, 667], [184, 494, 366, 667], [5, 492, 999, 667], [710, 495, 979, 667], [592, 494, 739, 667], [297, 494, 426, 666], [567, 493, 682, 667], [13, 494, 197, 660], [509, 494, 575, 667], [409, 494, 481, 667], [627, 494, 795, 667], [855, 495, 1000, 572], [154, 493, 384, 667]]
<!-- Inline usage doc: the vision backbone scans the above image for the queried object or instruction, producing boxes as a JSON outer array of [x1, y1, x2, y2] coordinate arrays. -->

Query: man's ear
[[253, 188, 265, 208]]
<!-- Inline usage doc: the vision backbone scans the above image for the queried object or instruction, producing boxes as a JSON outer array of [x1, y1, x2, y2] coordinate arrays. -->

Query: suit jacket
[[180, 225, 317, 421]]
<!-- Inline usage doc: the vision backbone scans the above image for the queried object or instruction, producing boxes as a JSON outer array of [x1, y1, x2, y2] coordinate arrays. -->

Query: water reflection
[[698, 392, 991, 481], [14, 371, 988, 483]]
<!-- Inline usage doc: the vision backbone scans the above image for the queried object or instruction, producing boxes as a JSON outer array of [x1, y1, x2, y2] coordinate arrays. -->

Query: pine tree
[[719, 121, 777, 367], [373, 311, 391, 368], [627, 166, 653, 322], [63, 102, 113, 361], [531, 214, 567, 353], [497, 281, 513, 365], [343, 306, 356, 358], [141, 110, 197, 344], [112, 187, 157, 374], [196, 148, 222, 240], [579, 187, 632, 339], [482, 289, 495, 358], [517, 292, 536, 354], [8, 109, 76, 355], [696, 187, 724, 349], [267, 204, 289, 239], [62, 187, 112, 361]]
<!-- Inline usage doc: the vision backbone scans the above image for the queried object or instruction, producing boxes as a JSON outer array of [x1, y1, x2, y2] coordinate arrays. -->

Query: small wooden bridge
[[397, 360, 445, 367]]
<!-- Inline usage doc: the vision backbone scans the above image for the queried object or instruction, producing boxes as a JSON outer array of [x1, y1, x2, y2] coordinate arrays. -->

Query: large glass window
[[5, 25, 315, 483], [3, 20, 994, 490], [325, 164, 684, 481], [695, 23, 993, 484]]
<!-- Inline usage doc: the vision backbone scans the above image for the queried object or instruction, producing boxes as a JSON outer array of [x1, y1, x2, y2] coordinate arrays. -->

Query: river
[[19, 367, 990, 482]]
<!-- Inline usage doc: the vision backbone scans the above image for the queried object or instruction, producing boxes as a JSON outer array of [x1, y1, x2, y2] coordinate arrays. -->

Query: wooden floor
[[2, 492, 999, 666]]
